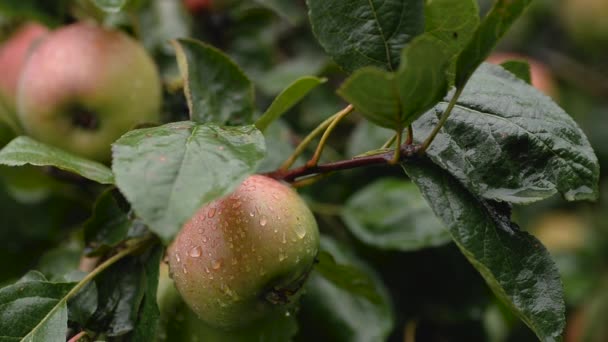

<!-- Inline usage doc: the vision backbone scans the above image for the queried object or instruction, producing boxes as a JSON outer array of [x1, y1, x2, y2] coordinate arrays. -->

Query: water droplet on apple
[[175, 253, 181, 263], [212, 259, 222, 270], [208, 207, 216, 218], [259, 216, 267, 226], [189, 246, 202, 258], [202, 236, 208, 243], [294, 224, 307, 239]]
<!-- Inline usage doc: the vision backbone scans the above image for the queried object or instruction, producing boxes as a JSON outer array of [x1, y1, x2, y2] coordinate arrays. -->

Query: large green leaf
[[0, 136, 114, 185], [131, 245, 162, 342], [84, 189, 132, 256], [299, 236, 393, 342], [173, 39, 255, 125], [255, 76, 326, 132], [307, 0, 424, 73], [112, 121, 265, 242], [424, 0, 479, 82], [0, 0, 69, 26], [455, 0, 533, 87], [403, 159, 565, 341], [414, 63, 599, 203], [0, 271, 75, 342], [342, 178, 450, 251], [338, 35, 451, 130]]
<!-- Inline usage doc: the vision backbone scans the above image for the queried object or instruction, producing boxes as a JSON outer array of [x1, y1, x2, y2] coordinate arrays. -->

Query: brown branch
[[265, 143, 421, 183]]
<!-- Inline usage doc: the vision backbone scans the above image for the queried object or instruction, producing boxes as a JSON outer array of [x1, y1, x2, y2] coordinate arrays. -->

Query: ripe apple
[[167, 175, 320, 329], [487, 53, 558, 99], [17, 22, 161, 162], [0, 22, 48, 130]]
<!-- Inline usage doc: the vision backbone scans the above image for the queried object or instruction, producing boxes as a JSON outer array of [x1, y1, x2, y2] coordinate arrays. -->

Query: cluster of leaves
[[0, 0, 601, 341]]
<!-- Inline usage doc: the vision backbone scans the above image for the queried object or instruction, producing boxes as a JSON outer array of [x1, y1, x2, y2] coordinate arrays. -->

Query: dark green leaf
[[300, 236, 393, 342], [138, 0, 192, 54], [339, 35, 451, 130], [425, 0, 479, 82], [455, 0, 533, 87], [307, 0, 424, 73], [112, 121, 266, 242], [500, 60, 532, 84], [92, 0, 127, 13], [315, 251, 382, 305], [342, 178, 450, 251], [414, 63, 599, 203], [172, 39, 255, 125], [403, 159, 565, 341], [255, 76, 326, 132], [64, 271, 98, 326], [0, 271, 75, 341], [0, 136, 114, 184], [89, 257, 146, 336], [84, 189, 132, 256], [254, 0, 304, 24], [37, 244, 81, 281], [131, 245, 163, 342], [0, 0, 70, 26]]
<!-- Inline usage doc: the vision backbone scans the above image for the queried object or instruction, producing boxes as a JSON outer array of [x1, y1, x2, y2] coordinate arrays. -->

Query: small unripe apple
[[0, 23, 48, 125], [17, 22, 161, 162], [487, 53, 558, 99], [168, 175, 320, 329]]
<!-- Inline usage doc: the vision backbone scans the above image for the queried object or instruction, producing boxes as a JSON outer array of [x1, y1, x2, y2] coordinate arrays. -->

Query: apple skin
[[167, 175, 320, 329], [487, 53, 558, 99], [0, 23, 48, 126], [183, 0, 212, 13], [17, 22, 161, 162]]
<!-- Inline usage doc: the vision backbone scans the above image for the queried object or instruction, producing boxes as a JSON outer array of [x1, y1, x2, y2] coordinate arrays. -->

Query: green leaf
[[172, 39, 255, 125], [315, 251, 382, 305], [257, 120, 301, 173], [138, 0, 192, 54], [307, 0, 424, 73], [338, 35, 451, 130], [414, 63, 599, 203], [253, 0, 304, 24], [342, 178, 450, 251], [425, 0, 479, 83], [0, 271, 75, 342], [0, 0, 70, 26], [131, 245, 163, 342], [500, 60, 532, 84], [84, 189, 132, 256], [255, 76, 326, 132], [300, 236, 393, 342], [0, 136, 114, 185], [455, 0, 533, 87], [112, 121, 265, 242], [403, 159, 565, 341], [92, 0, 127, 13], [88, 257, 146, 336]]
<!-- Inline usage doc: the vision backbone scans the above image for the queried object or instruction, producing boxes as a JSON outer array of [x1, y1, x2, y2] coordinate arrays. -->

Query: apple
[[17, 22, 161, 162], [487, 53, 558, 99], [183, 0, 212, 13], [0, 22, 48, 130], [167, 175, 320, 329], [559, 0, 608, 46]]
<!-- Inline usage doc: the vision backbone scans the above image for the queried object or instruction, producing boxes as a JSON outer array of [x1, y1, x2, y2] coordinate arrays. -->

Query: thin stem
[[68, 331, 88, 342], [419, 87, 464, 154], [389, 128, 402, 164], [381, 133, 397, 149], [406, 125, 413, 145], [279, 112, 340, 171], [266, 143, 421, 183], [307, 105, 354, 167], [65, 236, 155, 302]]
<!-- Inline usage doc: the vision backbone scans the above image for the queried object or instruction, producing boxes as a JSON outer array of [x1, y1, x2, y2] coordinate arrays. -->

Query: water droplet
[[294, 224, 307, 239], [212, 259, 222, 270], [232, 201, 242, 208], [221, 283, 239, 299], [259, 216, 267, 227], [182, 266, 188, 274], [175, 253, 181, 263], [274, 228, 278, 233], [202, 236, 208, 243], [282, 232, 287, 244], [208, 207, 217, 218], [205, 266, 210, 274], [189, 246, 202, 258], [279, 253, 287, 262], [231, 258, 238, 265], [249, 211, 255, 217], [285, 311, 291, 317], [197, 228, 203, 234]]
